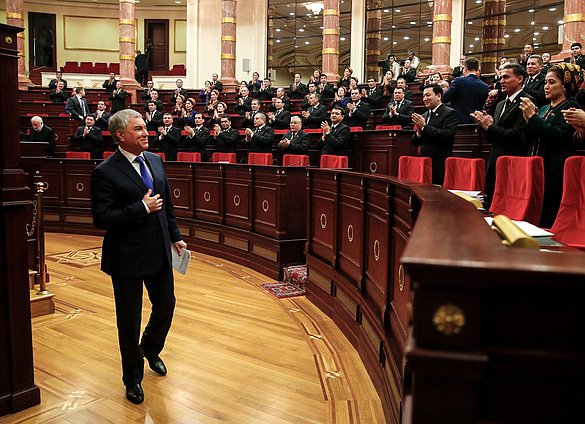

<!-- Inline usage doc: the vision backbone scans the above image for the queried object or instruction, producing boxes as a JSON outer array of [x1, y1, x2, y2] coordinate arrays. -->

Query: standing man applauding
[[91, 109, 186, 405]]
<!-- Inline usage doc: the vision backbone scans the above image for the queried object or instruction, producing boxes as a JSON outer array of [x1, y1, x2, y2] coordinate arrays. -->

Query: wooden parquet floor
[[4, 233, 385, 424]]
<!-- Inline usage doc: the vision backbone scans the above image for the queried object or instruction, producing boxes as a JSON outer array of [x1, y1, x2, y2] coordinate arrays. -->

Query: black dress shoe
[[145, 355, 167, 376], [125, 383, 144, 404]]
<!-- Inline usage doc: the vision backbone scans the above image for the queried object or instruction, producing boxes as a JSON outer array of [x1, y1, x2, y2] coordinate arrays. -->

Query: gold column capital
[[432, 36, 451, 44], [119, 19, 135, 26], [433, 14, 452, 22], [323, 29, 339, 36], [6, 12, 24, 20], [120, 54, 134, 61], [323, 9, 339, 16], [564, 14, 585, 24], [221, 35, 237, 42], [119, 37, 135, 43], [221, 53, 237, 60], [221, 17, 237, 24], [323, 48, 339, 55]]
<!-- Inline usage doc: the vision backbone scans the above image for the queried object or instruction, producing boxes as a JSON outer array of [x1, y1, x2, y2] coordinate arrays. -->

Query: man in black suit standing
[[156, 113, 181, 161], [102, 72, 118, 92], [49, 81, 70, 103], [317, 74, 336, 100], [267, 98, 291, 129], [523, 55, 546, 107], [65, 87, 90, 122], [361, 77, 383, 108], [141, 80, 155, 101], [257, 78, 275, 101], [30, 115, 57, 157], [278, 116, 309, 157], [396, 77, 413, 101], [319, 107, 352, 156], [145, 101, 163, 132], [211, 73, 223, 92], [411, 85, 458, 185], [442, 57, 489, 124], [518, 43, 534, 69], [288, 73, 307, 99], [452, 56, 466, 78], [381, 87, 414, 128], [301, 93, 328, 129], [92, 101, 112, 131], [91, 109, 187, 404], [184, 112, 209, 159], [170, 79, 188, 105], [135, 50, 149, 87], [471, 63, 532, 205], [109, 81, 128, 113], [344, 89, 371, 128], [213, 115, 240, 153], [244, 112, 274, 153], [48, 71, 67, 89], [243, 99, 262, 129], [73, 115, 103, 159], [235, 86, 253, 115]]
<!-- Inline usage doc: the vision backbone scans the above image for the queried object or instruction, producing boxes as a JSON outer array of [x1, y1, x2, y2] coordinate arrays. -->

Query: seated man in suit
[[145, 101, 163, 132], [144, 89, 163, 112], [278, 116, 309, 158], [102, 72, 118, 92], [344, 89, 371, 128], [318, 106, 352, 156], [65, 87, 90, 122], [269, 87, 291, 112], [381, 87, 414, 128], [411, 84, 458, 185], [361, 77, 383, 108], [156, 113, 181, 161], [184, 112, 209, 159], [301, 82, 319, 110], [213, 115, 240, 153], [267, 98, 291, 129], [235, 86, 253, 115], [170, 79, 188, 105], [257, 78, 275, 102], [49, 81, 70, 103], [396, 77, 413, 101], [244, 112, 274, 153], [211, 73, 223, 92], [141, 80, 155, 101], [30, 115, 57, 157], [523, 55, 546, 107], [48, 71, 67, 89], [73, 115, 103, 159], [92, 101, 112, 131], [301, 93, 329, 129], [442, 57, 489, 124], [288, 73, 308, 99], [109, 81, 128, 114], [243, 99, 262, 129]]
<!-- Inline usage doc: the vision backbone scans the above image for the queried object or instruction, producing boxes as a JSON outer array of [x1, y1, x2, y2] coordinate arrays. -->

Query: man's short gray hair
[[108, 109, 142, 143]]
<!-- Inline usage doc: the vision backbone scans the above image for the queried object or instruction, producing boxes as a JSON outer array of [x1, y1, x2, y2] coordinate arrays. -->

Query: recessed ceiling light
[[528, 9, 534, 13], [289, 12, 295, 16], [549, 8, 556, 11], [395, 9, 401, 12], [393, 41, 397, 45], [410, 22, 416, 25], [424, 38, 429, 42], [468, 21, 473, 25], [299, 28, 304, 32], [470, 44, 474, 48], [543, 26, 549, 30], [504, 34, 510, 38], [294, 45, 298, 48], [474, 37, 479, 41], [383, 37, 389, 41], [530, 21, 535, 25], [514, 28, 521, 32], [475, 0, 481, 3], [340, 37, 346, 41], [534, 32, 540, 35], [404, 36, 409, 40], [276, 40, 281, 43], [558, 20, 564, 24], [383, 9, 389, 13], [275, 28, 281, 32], [305, 41, 310, 44], [533, 37, 536, 40]]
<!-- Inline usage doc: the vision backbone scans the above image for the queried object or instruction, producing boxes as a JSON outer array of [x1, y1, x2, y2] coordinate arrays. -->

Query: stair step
[[30, 290, 55, 318]]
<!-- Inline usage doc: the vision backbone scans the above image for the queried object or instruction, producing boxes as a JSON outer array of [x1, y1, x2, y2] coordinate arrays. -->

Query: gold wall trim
[[366, 33, 381, 39], [323, 48, 339, 55], [432, 36, 451, 44], [484, 19, 506, 26], [267, 55, 273, 61], [17, 32, 25, 39], [366, 50, 381, 56], [433, 14, 452, 22], [252, 245, 277, 262], [221, 53, 236, 60], [6, 12, 23, 20], [120, 54, 134, 61], [194, 229, 219, 243], [221, 35, 237, 42], [564, 14, 585, 24], [224, 236, 248, 251], [323, 9, 340, 16], [221, 17, 237, 24], [267, 40, 274, 46], [120, 19, 135, 26], [119, 37, 135, 43], [323, 29, 339, 36]]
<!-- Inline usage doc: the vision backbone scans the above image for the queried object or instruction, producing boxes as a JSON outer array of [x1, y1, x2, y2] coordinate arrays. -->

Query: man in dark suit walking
[[411, 85, 458, 185], [471, 63, 532, 206], [319, 106, 352, 156], [91, 109, 187, 404], [381, 87, 414, 128], [442, 57, 489, 124], [244, 112, 274, 153]]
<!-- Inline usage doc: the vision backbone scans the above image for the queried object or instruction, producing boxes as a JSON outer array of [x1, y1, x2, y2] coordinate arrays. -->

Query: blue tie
[[135, 155, 154, 193]]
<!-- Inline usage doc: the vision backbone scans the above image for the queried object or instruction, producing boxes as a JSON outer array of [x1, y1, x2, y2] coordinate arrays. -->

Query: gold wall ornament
[[433, 304, 466, 336], [5, 36, 14, 45], [320, 213, 327, 229]]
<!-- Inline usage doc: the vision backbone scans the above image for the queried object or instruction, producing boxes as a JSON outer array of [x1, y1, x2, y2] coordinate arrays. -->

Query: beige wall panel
[[64, 16, 118, 51], [175, 19, 186, 52], [236, 0, 267, 82]]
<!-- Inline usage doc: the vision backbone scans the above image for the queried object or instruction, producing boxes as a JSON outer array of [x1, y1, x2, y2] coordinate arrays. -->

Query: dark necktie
[[135, 156, 154, 192], [500, 98, 512, 118]]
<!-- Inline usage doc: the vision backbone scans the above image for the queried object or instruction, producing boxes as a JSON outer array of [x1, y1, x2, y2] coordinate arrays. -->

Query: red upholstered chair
[[283, 154, 310, 166], [398, 156, 432, 184], [320, 154, 349, 169], [304, 128, 323, 134], [62, 61, 79, 73], [59, 113, 71, 117], [274, 129, 289, 135], [375, 125, 402, 130], [443, 157, 486, 193], [94, 62, 108, 74], [212, 152, 237, 163], [169, 64, 186, 75], [551, 156, 585, 248], [349, 126, 363, 132], [66, 151, 91, 159], [154, 152, 166, 161], [177, 152, 202, 162], [108, 63, 120, 74], [489, 156, 544, 225], [248, 152, 273, 165], [103, 151, 115, 159], [79, 61, 93, 73]]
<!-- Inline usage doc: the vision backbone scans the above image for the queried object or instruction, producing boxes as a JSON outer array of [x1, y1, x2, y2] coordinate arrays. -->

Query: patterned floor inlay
[[47, 248, 102, 268]]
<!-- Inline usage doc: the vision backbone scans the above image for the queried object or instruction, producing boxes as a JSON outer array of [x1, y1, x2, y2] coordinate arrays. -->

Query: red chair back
[[103, 151, 115, 159], [283, 154, 310, 167], [398, 156, 432, 184], [320, 154, 348, 169], [94, 62, 108, 74], [177, 152, 202, 162], [443, 157, 486, 193], [248, 152, 273, 165], [551, 156, 585, 248], [375, 125, 402, 130], [66, 151, 91, 159], [304, 128, 323, 134], [212, 152, 237, 163], [489, 156, 544, 225], [154, 152, 166, 161], [108, 63, 120, 74], [349, 126, 363, 132]]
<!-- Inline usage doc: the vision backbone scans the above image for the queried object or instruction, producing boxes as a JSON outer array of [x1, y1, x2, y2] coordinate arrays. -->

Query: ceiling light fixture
[[305, 2, 324, 15]]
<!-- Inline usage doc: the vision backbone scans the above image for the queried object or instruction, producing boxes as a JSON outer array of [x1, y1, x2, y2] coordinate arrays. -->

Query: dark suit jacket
[[362, 86, 383, 108], [523, 73, 546, 107], [248, 125, 274, 153], [344, 101, 371, 128], [145, 110, 163, 132], [256, 87, 275, 101], [452, 66, 464, 79], [157, 126, 181, 161], [270, 109, 291, 129], [382, 99, 414, 128], [215, 128, 240, 153], [288, 82, 308, 99], [73, 125, 103, 159], [485, 91, 533, 202], [443, 74, 489, 124], [92, 111, 112, 131], [211, 80, 223, 92], [141, 88, 154, 100], [30, 125, 56, 157], [318, 83, 336, 99], [49, 78, 67, 89], [186, 126, 210, 156], [411, 104, 458, 185], [564, 55, 585, 68], [109, 89, 128, 113], [91, 150, 182, 277], [102, 79, 118, 92], [269, 96, 291, 112], [170, 88, 188, 105], [243, 110, 262, 129], [404, 89, 413, 102], [402, 68, 417, 83], [303, 104, 329, 129], [49, 89, 70, 103], [235, 96, 253, 115], [65, 96, 90, 121], [318, 122, 351, 156], [279, 130, 309, 154]]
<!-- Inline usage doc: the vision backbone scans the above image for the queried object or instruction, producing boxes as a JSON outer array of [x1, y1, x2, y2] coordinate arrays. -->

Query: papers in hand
[[171, 247, 191, 274]]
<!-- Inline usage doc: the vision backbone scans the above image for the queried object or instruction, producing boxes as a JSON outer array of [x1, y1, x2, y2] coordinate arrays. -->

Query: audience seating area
[[60, 61, 183, 76]]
